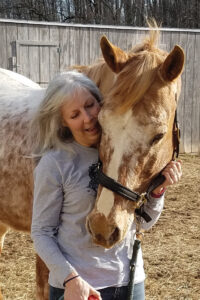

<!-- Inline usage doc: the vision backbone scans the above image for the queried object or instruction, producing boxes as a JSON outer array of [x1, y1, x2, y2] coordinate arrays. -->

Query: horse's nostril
[[95, 234, 106, 244], [109, 227, 120, 244]]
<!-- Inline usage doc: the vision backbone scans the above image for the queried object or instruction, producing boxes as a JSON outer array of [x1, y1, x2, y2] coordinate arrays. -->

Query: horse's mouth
[[87, 219, 121, 249]]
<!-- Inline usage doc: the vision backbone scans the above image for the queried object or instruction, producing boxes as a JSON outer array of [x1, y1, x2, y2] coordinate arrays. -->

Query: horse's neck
[[0, 88, 46, 118]]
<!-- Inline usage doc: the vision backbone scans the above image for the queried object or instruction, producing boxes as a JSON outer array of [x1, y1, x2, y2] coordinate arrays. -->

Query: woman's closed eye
[[70, 101, 95, 119], [71, 111, 79, 119], [86, 102, 94, 108]]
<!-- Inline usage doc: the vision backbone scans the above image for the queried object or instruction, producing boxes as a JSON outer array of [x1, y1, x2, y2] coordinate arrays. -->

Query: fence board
[[117, 29, 129, 51], [77, 28, 89, 65], [89, 28, 102, 64], [192, 34, 200, 153], [183, 33, 195, 153], [161, 31, 172, 52], [59, 27, 71, 72], [39, 25, 50, 87], [69, 27, 79, 66], [178, 32, 187, 153], [17, 24, 29, 76], [49, 26, 60, 79], [126, 29, 137, 51], [0, 24, 7, 68], [27, 25, 40, 83], [6, 24, 17, 70]]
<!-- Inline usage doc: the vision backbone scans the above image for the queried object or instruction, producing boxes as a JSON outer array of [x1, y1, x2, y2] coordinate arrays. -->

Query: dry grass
[[0, 154, 199, 300], [144, 154, 200, 300], [0, 232, 35, 299]]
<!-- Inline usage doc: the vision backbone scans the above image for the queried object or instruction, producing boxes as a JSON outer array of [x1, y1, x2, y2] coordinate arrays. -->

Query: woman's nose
[[83, 110, 93, 122]]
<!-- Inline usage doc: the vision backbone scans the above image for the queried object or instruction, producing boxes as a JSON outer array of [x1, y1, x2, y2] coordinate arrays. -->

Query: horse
[[0, 26, 184, 299]]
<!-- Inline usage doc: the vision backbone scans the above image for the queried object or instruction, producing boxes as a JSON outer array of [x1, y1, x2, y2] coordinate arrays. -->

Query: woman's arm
[[31, 153, 76, 285]]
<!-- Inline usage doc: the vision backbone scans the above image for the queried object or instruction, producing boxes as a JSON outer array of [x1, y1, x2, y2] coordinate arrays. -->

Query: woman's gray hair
[[31, 70, 102, 156]]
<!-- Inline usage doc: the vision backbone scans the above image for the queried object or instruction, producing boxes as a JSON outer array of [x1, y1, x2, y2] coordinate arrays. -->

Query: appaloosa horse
[[0, 27, 184, 299]]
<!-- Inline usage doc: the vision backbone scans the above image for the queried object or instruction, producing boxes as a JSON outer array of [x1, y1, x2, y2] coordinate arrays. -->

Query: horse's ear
[[159, 45, 185, 82], [100, 35, 128, 73]]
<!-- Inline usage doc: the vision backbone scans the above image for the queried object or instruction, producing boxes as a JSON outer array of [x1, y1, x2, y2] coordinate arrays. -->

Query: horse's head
[[86, 29, 185, 248]]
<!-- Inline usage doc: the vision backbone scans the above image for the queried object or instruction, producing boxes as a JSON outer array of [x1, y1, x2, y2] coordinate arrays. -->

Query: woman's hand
[[152, 160, 182, 196], [64, 272, 101, 300]]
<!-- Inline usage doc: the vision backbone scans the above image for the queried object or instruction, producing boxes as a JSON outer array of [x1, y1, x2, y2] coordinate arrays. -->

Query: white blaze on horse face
[[97, 109, 148, 217], [96, 188, 115, 217]]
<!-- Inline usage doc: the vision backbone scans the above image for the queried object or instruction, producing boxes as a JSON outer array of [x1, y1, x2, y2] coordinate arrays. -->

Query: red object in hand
[[88, 296, 98, 300]]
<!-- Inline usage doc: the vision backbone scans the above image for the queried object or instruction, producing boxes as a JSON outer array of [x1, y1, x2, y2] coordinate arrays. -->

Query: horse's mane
[[73, 59, 112, 96]]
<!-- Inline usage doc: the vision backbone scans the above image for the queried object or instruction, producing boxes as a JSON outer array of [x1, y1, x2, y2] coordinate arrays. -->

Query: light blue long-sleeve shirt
[[31, 141, 164, 289]]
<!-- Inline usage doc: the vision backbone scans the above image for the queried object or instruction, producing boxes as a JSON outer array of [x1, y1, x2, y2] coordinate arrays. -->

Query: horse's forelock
[[106, 48, 164, 114]]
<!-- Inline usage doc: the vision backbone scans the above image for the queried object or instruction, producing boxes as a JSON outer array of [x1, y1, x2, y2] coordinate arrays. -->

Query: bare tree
[[0, 0, 199, 28]]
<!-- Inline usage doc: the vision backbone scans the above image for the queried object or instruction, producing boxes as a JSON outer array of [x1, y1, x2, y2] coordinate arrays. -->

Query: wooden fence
[[0, 19, 199, 154]]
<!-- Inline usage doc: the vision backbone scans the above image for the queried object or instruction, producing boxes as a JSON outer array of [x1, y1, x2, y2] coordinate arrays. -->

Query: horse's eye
[[150, 133, 165, 145]]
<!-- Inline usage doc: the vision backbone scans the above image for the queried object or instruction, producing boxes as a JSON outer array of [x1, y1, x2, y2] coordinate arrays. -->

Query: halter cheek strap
[[172, 104, 180, 160]]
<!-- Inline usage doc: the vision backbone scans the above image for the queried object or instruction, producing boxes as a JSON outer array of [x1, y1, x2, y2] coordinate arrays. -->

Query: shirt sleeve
[[31, 153, 76, 286], [139, 192, 165, 230]]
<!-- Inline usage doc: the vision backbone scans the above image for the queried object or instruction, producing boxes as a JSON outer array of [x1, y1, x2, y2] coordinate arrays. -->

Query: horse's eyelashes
[[150, 133, 165, 145]]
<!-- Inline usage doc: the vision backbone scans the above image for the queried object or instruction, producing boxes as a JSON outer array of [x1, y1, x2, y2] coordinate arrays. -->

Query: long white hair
[[31, 70, 102, 156]]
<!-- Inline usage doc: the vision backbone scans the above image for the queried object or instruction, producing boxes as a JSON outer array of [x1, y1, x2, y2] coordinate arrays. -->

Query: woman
[[31, 71, 182, 300]]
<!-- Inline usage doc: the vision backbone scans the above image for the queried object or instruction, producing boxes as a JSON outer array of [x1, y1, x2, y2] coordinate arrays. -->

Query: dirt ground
[[0, 154, 199, 300]]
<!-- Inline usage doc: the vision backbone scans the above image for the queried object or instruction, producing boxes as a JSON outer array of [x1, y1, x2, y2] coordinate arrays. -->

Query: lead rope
[[127, 215, 143, 300]]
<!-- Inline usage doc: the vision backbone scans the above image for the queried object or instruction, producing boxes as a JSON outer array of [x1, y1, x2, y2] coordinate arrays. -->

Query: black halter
[[89, 160, 166, 222], [89, 95, 180, 223]]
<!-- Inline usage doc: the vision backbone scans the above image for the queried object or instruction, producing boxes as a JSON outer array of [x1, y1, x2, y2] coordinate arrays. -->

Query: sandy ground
[[0, 154, 199, 300]]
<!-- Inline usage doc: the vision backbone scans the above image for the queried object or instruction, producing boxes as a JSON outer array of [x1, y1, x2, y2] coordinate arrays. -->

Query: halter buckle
[[136, 192, 147, 208]]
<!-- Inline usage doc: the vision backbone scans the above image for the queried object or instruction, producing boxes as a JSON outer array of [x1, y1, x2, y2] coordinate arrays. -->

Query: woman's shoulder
[[36, 144, 76, 171]]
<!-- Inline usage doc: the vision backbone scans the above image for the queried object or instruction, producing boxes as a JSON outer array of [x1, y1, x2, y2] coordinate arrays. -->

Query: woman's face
[[61, 88, 101, 147]]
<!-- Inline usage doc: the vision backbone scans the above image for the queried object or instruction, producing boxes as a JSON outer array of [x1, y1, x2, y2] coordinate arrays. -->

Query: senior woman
[[31, 71, 182, 300]]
